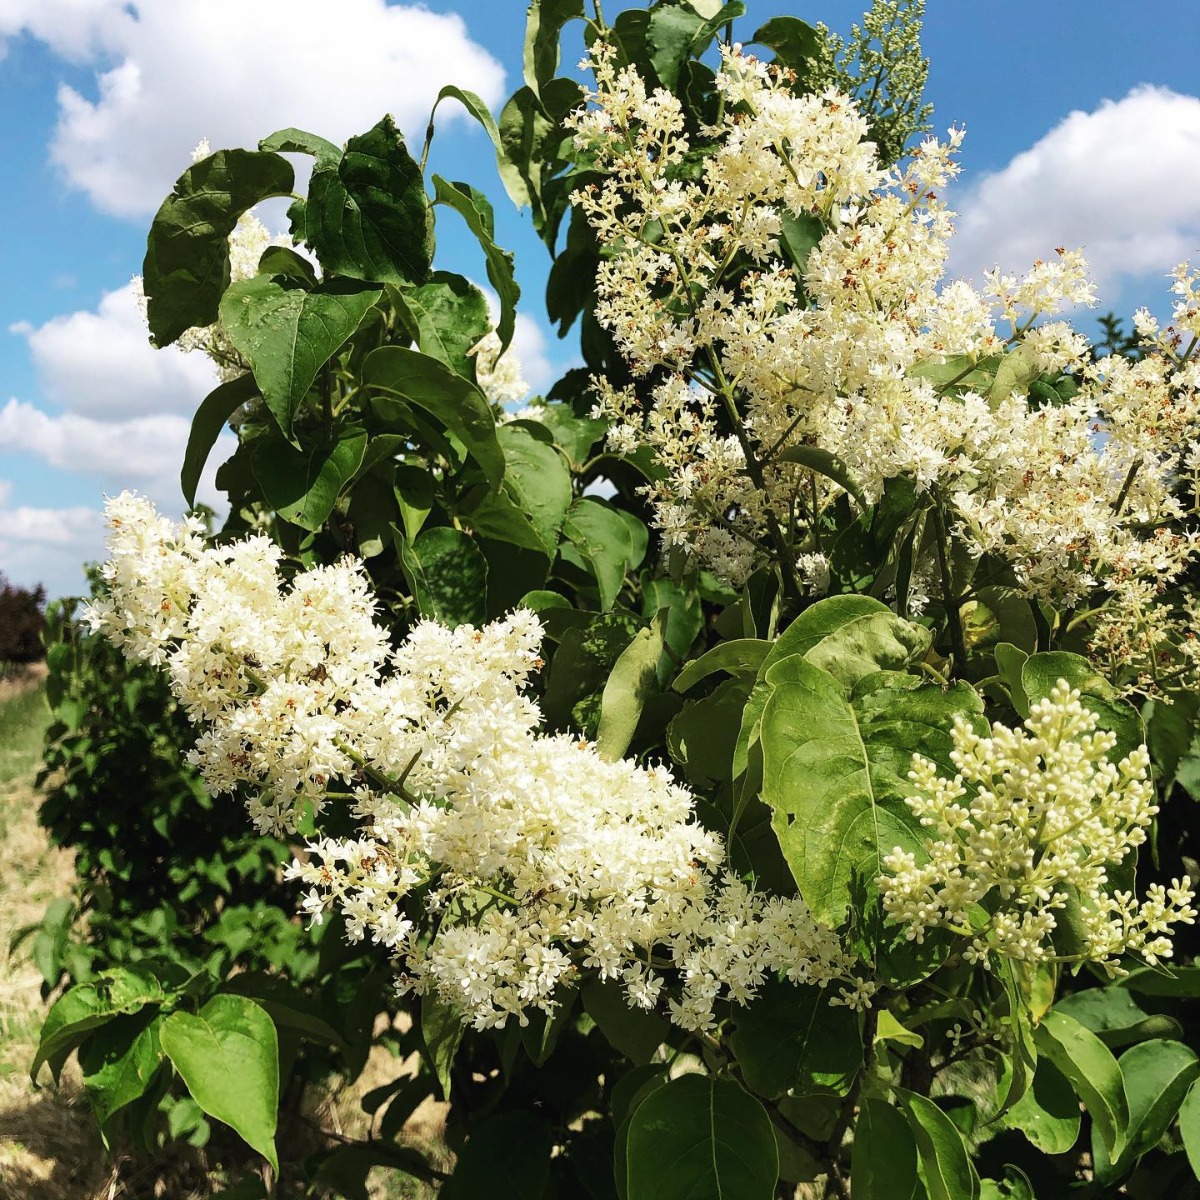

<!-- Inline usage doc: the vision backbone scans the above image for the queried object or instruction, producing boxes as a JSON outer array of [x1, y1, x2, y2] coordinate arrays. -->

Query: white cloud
[[510, 313, 557, 396], [11, 280, 217, 418], [0, 479, 11, 506], [3, 0, 505, 217], [0, 397, 233, 504], [0, 503, 105, 598], [949, 86, 1200, 301]]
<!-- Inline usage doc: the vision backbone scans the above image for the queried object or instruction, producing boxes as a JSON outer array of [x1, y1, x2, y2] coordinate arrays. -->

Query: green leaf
[[428, 85, 503, 163], [394, 463, 435, 543], [181, 374, 258, 507], [853, 1097, 919, 1200], [668, 677, 753, 787], [298, 116, 433, 286], [760, 660, 983, 925], [993, 642, 1030, 717], [1054, 987, 1182, 1050], [1004, 1057, 1080, 1154], [79, 1010, 164, 1129], [776, 444, 867, 510], [778, 211, 825, 278], [524, 0, 585, 94], [219, 276, 380, 438], [160, 994, 279, 1171], [250, 426, 367, 531], [33, 968, 167, 1082], [989, 344, 1042, 405], [364, 345, 503, 487], [1034, 1009, 1129, 1161], [442, 1110, 554, 1200], [729, 982, 862, 1099], [420, 994, 463, 1102], [596, 614, 665, 761], [896, 1088, 980, 1200], [495, 423, 573, 555], [673, 638, 770, 692], [400, 526, 489, 628], [143, 148, 294, 346], [626, 1074, 778, 1200], [645, 3, 704, 90], [734, 594, 894, 777], [432, 175, 520, 353], [393, 273, 491, 381], [1099, 1038, 1199, 1177], [1180, 1079, 1200, 1181], [750, 16, 826, 72], [563, 498, 641, 611], [1020, 651, 1144, 763], [875, 1009, 924, 1049], [979, 1167, 1035, 1200], [259, 127, 340, 163], [801, 611, 931, 691], [581, 982, 668, 1065], [223, 973, 348, 1052]]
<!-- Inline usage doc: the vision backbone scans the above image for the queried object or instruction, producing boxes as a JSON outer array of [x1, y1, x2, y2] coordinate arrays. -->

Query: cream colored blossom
[[879, 681, 1195, 971], [87, 494, 857, 1032]]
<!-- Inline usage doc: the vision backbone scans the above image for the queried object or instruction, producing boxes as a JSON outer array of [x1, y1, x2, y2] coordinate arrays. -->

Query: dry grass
[[0, 672, 113, 1200]]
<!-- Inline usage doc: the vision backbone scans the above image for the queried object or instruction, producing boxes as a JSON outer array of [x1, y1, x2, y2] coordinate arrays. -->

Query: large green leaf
[[581, 982, 668, 1065], [442, 1110, 554, 1200], [250, 426, 367, 531], [393, 273, 491, 381], [733, 595, 895, 777], [1034, 1009, 1129, 1161], [1020, 651, 1144, 763], [1054, 986, 1182, 1050], [524, 0, 585, 94], [896, 1088, 980, 1200], [181, 373, 258, 507], [853, 1097, 919, 1200], [749, 16, 826, 73], [432, 175, 520, 353], [400, 526, 489, 628], [219, 276, 381, 438], [142, 149, 294, 346], [760, 660, 983, 925], [563, 498, 642, 611], [298, 116, 433, 286], [1004, 1058, 1080, 1154], [160, 994, 279, 1170], [673, 638, 770, 693], [1094, 1038, 1199, 1182], [32, 967, 167, 1082], [596, 614, 665, 761], [478, 423, 573, 556], [728, 982, 862, 1099], [420, 994, 464, 1102], [364, 345, 503, 487], [1180, 1080, 1200, 1180], [625, 1075, 778, 1200], [79, 1010, 164, 1129]]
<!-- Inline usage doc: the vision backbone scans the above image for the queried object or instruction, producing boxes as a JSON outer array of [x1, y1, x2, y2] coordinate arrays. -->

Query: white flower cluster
[[879, 681, 1196, 971], [86, 493, 858, 1031], [570, 45, 1200, 683], [469, 329, 531, 406]]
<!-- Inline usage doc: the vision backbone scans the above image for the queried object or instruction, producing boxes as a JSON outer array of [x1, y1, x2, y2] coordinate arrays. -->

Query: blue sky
[[0, 0, 1197, 597]]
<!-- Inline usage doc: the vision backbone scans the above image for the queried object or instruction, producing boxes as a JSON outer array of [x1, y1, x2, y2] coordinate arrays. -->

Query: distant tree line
[[0, 574, 46, 664]]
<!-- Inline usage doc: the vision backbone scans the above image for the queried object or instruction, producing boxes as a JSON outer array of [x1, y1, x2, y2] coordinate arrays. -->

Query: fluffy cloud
[[1, 0, 505, 217], [949, 86, 1200, 301], [0, 503, 105, 597], [11, 281, 217, 418], [0, 397, 233, 504]]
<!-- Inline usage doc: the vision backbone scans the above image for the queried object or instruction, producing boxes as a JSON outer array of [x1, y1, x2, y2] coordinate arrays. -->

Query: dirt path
[[0, 674, 110, 1200]]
